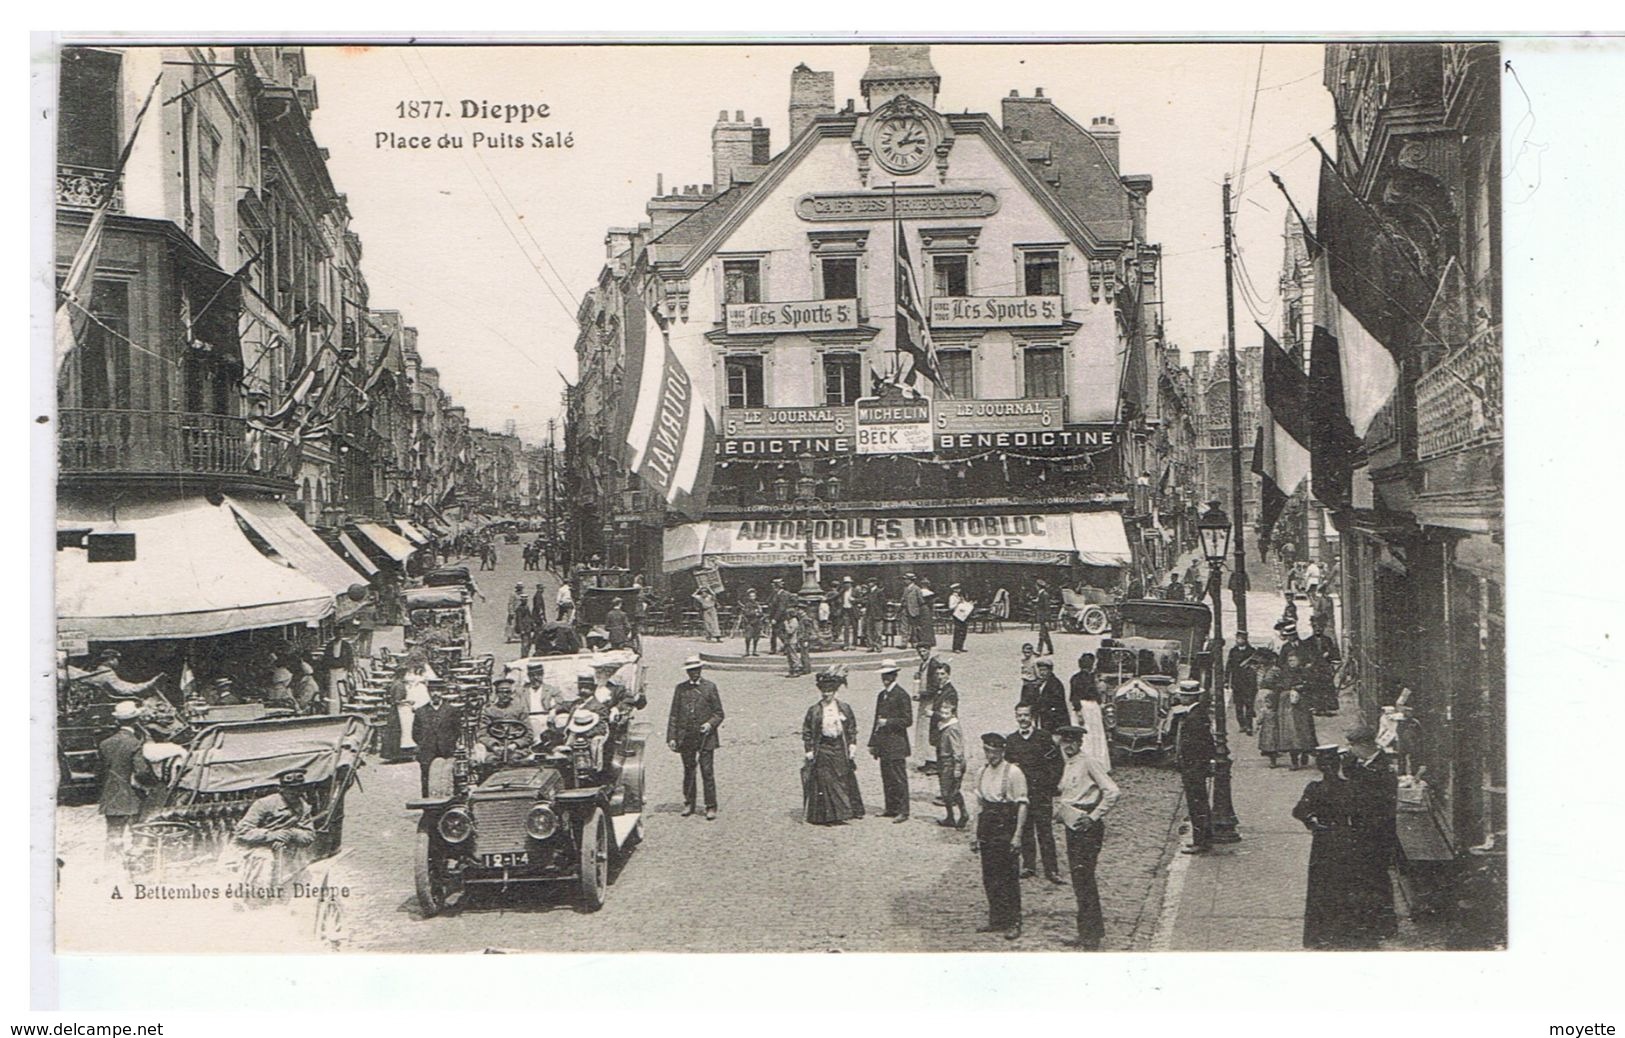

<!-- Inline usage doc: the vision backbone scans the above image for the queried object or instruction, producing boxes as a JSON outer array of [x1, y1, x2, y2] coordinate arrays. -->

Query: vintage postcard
[[44, 37, 1505, 957]]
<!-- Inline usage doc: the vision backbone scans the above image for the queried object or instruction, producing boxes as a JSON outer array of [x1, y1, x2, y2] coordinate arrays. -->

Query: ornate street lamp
[[1197, 500, 1242, 843]]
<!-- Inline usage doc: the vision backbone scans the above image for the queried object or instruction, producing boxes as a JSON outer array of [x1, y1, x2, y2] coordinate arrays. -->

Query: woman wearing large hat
[[800, 666, 865, 825]]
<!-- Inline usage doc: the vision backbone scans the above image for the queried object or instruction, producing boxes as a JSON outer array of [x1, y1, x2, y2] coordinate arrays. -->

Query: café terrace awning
[[57, 496, 335, 642], [352, 521, 416, 565], [224, 496, 368, 620], [333, 531, 380, 578], [393, 519, 433, 546], [662, 510, 1133, 572]]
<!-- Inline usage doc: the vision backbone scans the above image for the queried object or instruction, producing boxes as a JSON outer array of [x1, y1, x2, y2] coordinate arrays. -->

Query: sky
[[304, 42, 1333, 446]]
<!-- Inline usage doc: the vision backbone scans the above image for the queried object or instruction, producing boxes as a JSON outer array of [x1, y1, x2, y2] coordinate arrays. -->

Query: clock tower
[[859, 44, 941, 111]]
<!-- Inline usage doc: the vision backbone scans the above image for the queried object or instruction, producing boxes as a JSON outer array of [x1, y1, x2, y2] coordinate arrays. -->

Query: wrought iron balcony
[[58, 408, 283, 485], [56, 165, 124, 211]]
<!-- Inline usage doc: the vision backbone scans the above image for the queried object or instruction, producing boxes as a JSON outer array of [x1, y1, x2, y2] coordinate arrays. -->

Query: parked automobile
[[1100, 600, 1212, 763], [124, 714, 369, 877], [409, 650, 648, 916]]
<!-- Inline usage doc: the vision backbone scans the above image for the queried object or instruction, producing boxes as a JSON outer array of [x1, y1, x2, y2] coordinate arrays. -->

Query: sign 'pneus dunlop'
[[855, 396, 933, 455]]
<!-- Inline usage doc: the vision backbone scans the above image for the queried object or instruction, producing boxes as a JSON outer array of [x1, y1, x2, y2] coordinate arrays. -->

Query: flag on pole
[[893, 212, 946, 394], [55, 71, 165, 384], [1253, 328, 1313, 551], [1270, 153, 1431, 510], [617, 271, 717, 513]]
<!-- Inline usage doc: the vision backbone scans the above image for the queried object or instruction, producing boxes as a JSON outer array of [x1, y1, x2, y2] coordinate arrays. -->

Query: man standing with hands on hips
[[667, 656, 725, 820], [1053, 724, 1121, 949], [868, 660, 914, 821]]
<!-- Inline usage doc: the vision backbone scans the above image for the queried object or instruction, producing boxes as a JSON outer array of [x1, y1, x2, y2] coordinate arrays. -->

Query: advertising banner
[[934, 397, 1063, 434], [720, 405, 855, 456], [928, 295, 1064, 328], [725, 299, 860, 335], [855, 396, 933, 455]]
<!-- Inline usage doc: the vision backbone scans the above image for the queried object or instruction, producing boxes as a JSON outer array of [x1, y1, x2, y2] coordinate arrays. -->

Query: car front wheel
[[414, 818, 457, 918], [577, 808, 609, 913]]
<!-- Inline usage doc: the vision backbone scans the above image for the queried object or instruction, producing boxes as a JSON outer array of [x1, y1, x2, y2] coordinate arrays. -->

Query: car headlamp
[[525, 803, 558, 840], [437, 808, 473, 843]]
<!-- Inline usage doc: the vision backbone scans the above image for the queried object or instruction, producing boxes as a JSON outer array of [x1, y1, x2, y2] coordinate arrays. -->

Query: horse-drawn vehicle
[[408, 649, 649, 916], [1099, 600, 1212, 763]]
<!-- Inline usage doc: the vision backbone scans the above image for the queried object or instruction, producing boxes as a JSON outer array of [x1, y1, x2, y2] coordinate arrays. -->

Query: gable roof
[[659, 110, 1128, 279]]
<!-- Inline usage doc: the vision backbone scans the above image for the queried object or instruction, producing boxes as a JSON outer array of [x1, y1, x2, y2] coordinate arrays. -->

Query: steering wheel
[[485, 719, 532, 744]]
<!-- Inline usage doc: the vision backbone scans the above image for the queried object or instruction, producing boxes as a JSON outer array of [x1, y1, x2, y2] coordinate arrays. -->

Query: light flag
[[618, 271, 717, 513]]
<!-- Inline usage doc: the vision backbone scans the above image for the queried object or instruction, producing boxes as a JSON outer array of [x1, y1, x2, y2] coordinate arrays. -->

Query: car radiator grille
[[471, 801, 530, 854], [1114, 700, 1157, 730]]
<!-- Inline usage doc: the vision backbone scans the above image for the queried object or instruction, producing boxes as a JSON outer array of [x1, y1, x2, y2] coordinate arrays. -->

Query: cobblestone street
[[56, 542, 1187, 953]]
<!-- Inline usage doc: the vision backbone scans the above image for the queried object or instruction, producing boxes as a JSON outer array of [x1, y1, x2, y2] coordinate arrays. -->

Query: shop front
[[664, 509, 1132, 605]]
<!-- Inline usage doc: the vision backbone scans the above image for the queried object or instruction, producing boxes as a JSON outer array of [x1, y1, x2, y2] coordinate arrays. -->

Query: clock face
[[874, 115, 933, 174]]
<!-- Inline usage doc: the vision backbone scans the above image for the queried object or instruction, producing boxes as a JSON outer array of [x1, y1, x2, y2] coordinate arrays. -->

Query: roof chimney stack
[[789, 62, 836, 141]]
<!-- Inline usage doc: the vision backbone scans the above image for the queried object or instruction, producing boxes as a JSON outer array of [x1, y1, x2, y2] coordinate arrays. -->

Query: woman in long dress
[[801, 666, 863, 825], [1279, 654, 1319, 769], [740, 589, 764, 657], [1292, 745, 1357, 949], [1069, 661, 1112, 771]]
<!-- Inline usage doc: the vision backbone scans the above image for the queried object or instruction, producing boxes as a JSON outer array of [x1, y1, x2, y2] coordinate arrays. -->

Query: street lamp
[[1197, 500, 1242, 843]]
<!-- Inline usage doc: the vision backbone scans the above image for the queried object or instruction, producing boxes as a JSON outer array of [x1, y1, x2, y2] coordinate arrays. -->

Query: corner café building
[[649, 47, 1160, 599]]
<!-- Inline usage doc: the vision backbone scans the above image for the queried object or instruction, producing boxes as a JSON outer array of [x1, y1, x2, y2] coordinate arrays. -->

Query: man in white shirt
[[1053, 724, 1122, 949], [973, 732, 1028, 940], [554, 581, 574, 622]]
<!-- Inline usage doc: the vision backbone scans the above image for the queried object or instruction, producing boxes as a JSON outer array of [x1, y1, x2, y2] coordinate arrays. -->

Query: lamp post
[[774, 457, 840, 618], [1198, 500, 1242, 843]]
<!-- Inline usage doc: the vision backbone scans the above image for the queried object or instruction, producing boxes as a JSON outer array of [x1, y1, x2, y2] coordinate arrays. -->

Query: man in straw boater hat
[[667, 656, 725, 820], [867, 659, 914, 822], [973, 732, 1027, 940], [1053, 724, 1121, 949], [801, 665, 863, 825], [97, 700, 152, 855]]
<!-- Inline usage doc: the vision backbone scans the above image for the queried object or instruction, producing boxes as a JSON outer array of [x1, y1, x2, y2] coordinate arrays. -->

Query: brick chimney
[[1089, 116, 1121, 171], [712, 109, 771, 192], [788, 63, 836, 142]]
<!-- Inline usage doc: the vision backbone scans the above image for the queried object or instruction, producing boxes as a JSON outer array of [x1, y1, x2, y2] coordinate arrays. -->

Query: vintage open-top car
[[1100, 600, 1212, 763], [404, 584, 474, 657], [569, 566, 642, 638], [408, 650, 648, 917], [125, 714, 369, 877]]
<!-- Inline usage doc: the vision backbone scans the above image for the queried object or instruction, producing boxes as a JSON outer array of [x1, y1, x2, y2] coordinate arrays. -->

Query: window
[[722, 259, 762, 304], [725, 355, 764, 408], [58, 48, 122, 171], [932, 255, 969, 297], [1023, 345, 1064, 399], [74, 279, 130, 410], [198, 120, 221, 258], [938, 349, 973, 399], [820, 256, 858, 300], [823, 353, 862, 405], [1023, 250, 1061, 296]]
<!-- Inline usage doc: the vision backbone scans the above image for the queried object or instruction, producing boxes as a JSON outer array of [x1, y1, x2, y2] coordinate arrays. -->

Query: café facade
[[579, 46, 1170, 593]]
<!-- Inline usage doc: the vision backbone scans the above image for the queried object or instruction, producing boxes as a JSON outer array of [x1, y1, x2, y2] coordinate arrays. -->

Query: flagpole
[[890, 182, 900, 387]]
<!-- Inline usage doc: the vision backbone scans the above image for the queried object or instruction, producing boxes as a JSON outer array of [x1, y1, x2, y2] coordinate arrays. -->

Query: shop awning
[[664, 511, 1129, 572], [334, 532, 380, 578], [224, 496, 368, 619], [353, 522, 416, 564], [57, 496, 335, 641], [1069, 511, 1134, 566], [394, 519, 432, 546]]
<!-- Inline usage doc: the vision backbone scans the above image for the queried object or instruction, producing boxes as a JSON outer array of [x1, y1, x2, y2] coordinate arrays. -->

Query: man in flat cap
[[974, 732, 1027, 940], [902, 574, 932, 650], [77, 648, 164, 699], [1005, 703, 1064, 883], [667, 657, 725, 819], [412, 681, 462, 798], [868, 660, 914, 821], [1053, 725, 1121, 949], [232, 767, 317, 892], [1033, 579, 1055, 656]]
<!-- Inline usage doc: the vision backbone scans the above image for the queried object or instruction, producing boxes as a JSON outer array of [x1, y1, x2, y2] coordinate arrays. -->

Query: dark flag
[[1255, 328, 1312, 550], [893, 211, 945, 393]]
